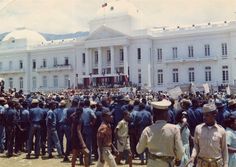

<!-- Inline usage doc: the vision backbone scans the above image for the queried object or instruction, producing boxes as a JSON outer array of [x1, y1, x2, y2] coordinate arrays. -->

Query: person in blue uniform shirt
[[55, 100, 70, 161], [135, 103, 152, 165], [81, 99, 96, 164], [4, 99, 17, 157], [215, 99, 230, 127], [26, 99, 45, 159], [46, 100, 62, 158]]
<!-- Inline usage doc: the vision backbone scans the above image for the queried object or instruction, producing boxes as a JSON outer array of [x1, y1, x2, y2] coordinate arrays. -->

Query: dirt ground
[[0, 153, 145, 167]]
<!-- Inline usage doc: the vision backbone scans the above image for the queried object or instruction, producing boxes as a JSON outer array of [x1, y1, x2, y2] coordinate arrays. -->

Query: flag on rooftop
[[102, 3, 107, 8]]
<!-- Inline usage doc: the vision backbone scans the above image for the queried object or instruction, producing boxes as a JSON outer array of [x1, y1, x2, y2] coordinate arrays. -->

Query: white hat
[[203, 103, 217, 113], [151, 99, 171, 110]]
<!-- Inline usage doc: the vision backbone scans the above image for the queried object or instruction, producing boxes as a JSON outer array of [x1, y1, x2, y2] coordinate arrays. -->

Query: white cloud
[[0, 0, 235, 33]]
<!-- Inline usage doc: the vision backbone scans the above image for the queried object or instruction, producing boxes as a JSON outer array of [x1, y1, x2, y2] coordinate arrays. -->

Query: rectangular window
[[9, 61, 12, 70], [188, 67, 195, 82], [157, 48, 162, 61], [107, 50, 111, 62], [172, 47, 178, 59], [205, 66, 212, 82], [222, 66, 229, 83], [19, 77, 23, 89], [157, 69, 163, 85], [43, 59, 47, 68], [95, 51, 98, 64], [42, 76, 47, 88], [222, 43, 227, 56], [137, 48, 141, 61], [82, 53, 86, 64], [64, 57, 69, 65], [138, 73, 142, 83], [64, 75, 69, 88], [32, 59, 36, 69], [205, 44, 210, 56], [32, 77, 37, 89], [53, 57, 57, 67], [188, 46, 194, 57], [53, 75, 58, 88], [172, 68, 179, 83], [9, 78, 13, 89], [120, 49, 124, 62], [19, 60, 23, 69]]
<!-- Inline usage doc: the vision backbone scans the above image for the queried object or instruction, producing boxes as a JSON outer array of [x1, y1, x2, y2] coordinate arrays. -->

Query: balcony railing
[[165, 56, 218, 64], [0, 69, 25, 74], [36, 64, 72, 72]]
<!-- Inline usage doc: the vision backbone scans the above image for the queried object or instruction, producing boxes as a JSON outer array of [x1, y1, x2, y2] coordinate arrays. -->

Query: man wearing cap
[[46, 101, 62, 158], [190, 103, 228, 167], [81, 99, 96, 164], [4, 99, 18, 157], [55, 100, 70, 161], [26, 99, 45, 159], [215, 99, 230, 127], [96, 108, 118, 167], [136, 99, 184, 167]]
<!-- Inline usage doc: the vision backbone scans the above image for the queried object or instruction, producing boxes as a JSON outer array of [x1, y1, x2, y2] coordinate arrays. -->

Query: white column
[[123, 46, 128, 76], [98, 47, 102, 75], [85, 48, 90, 75], [110, 46, 115, 74]]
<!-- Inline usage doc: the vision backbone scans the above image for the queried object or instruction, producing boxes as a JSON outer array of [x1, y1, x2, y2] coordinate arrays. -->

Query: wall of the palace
[[1, 24, 236, 92]]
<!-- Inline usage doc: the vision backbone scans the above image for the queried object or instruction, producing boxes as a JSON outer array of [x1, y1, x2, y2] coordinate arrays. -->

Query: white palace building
[[0, 0, 236, 92]]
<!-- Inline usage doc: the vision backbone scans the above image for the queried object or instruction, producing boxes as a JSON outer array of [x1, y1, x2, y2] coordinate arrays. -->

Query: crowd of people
[[0, 86, 235, 167]]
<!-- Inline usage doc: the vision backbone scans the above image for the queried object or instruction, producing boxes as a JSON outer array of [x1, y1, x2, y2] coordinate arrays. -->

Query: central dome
[[95, 0, 141, 19], [3, 28, 47, 45]]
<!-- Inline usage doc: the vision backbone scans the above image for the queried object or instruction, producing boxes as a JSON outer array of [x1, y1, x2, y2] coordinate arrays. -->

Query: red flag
[[102, 3, 107, 8]]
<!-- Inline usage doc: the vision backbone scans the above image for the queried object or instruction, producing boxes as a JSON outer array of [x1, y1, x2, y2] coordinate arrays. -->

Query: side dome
[[2, 28, 47, 45]]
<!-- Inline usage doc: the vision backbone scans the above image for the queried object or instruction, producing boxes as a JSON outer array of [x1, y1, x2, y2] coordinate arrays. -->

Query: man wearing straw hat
[[136, 99, 184, 167]]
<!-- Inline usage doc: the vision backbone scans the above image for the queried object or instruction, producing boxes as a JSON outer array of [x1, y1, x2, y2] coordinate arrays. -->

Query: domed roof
[[3, 28, 47, 45], [95, 0, 142, 19]]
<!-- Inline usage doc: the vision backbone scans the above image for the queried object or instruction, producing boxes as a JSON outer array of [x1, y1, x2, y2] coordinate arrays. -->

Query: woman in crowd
[[175, 110, 191, 167], [225, 114, 236, 167]]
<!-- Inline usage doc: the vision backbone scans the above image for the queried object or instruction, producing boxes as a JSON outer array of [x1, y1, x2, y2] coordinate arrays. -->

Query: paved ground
[[0, 153, 145, 167]]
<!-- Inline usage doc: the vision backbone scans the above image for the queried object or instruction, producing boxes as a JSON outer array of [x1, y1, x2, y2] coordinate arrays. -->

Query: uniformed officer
[[190, 103, 228, 167], [4, 99, 17, 157], [136, 99, 184, 167], [26, 99, 45, 159], [135, 103, 152, 164], [55, 100, 69, 159], [215, 99, 230, 127], [81, 99, 96, 164], [46, 101, 62, 158]]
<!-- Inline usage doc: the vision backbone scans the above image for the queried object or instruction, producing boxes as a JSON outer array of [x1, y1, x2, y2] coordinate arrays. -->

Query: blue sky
[[0, 0, 235, 34]]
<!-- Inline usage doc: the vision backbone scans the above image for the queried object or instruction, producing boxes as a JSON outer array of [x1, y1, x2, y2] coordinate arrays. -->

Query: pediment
[[86, 26, 126, 40]]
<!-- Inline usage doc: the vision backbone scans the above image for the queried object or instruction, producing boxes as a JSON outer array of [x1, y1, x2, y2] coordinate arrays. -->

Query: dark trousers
[[15, 123, 29, 153], [27, 124, 41, 156], [57, 124, 71, 156], [0, 125, 5, 152], [6, 125, 15, 156], [80, 130, 93, 164], [129, 128, 139, 157]]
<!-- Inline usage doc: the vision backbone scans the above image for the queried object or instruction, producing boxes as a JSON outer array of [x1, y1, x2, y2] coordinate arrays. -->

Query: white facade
[[0, 0, 236, 92]]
